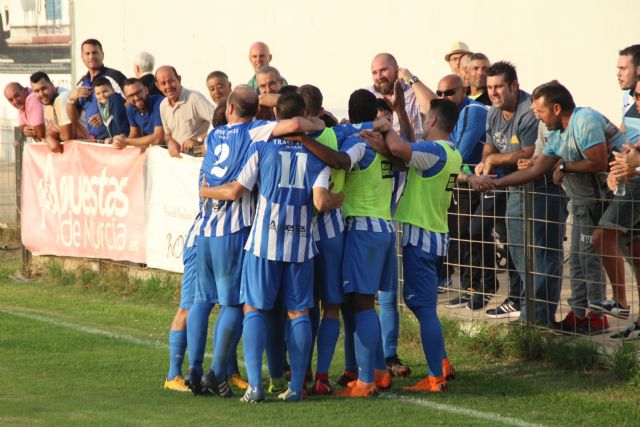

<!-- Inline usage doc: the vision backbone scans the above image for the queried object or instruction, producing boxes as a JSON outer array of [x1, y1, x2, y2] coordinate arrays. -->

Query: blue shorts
[[241, 251, 315, 312], [194, 228, 250, 306], [315, 233, 345, 305], [342, 229, 394, 295], [402, 244, 443, 309], [179, 242, 197, 310]]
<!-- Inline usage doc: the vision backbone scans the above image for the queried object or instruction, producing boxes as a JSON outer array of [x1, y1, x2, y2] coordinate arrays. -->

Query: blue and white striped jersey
[[237, 138, 330, 262], [313, 122, 373, 242], [196, 120, 276, 237]]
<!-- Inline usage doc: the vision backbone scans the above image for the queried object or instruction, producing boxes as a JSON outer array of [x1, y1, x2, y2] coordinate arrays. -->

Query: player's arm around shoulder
[[312, 167, 344, 212]]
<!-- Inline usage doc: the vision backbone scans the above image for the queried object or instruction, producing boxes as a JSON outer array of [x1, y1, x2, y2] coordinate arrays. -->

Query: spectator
[[66, 38, 127, 140], [474, 62, 566, 326], [369, 53, 425, 140], [444, 41, 472, 76], [617, 44, 640, 121], [247, 41, 287, 91], [466, 52, 492, 106], [92, 77, 129, 141], [29, 71, 88, 152], [488, 80, 623, 334], [112, 77, 164, 149], [4, 82, 45, 141], [156, 65, 214, 158], [255, 65, 284, 120], [133, 51, 162, 96], [205, 70, 232, 107]]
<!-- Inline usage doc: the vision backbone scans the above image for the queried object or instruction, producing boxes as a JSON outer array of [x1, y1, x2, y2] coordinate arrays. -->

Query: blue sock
[[186, 302, 214, 376], [226, 324, 243, 377], [374, 323, 387, 371], [307, 305, 320, 372], [316, 317, 340, 375], [378, 291, 399, 358], [211, 305, 243, 382], [411, 306, 444, 377], [243, 310, 266, 388], [288, 315, 312, 393], [265, 308, 286, 378], [341, 304, 357, 374], [167, 329, 187, 379], [354, 309, 379, 384]]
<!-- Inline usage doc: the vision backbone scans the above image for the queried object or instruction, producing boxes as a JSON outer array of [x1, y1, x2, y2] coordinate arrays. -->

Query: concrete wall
[[67, 0, 640, 124]]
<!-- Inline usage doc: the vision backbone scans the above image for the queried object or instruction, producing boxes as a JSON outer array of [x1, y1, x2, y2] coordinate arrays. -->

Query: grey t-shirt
[[485, 90, 539, 178]]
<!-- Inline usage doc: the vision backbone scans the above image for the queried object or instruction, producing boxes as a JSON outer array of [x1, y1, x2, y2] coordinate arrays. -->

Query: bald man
[[247, 41, 287, 91], [4, 82, 45, 141]]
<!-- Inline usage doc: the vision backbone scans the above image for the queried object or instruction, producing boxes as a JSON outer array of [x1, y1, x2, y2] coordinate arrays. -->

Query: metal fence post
[[14, 128, 30, 277], [523, 182, 535, 326]]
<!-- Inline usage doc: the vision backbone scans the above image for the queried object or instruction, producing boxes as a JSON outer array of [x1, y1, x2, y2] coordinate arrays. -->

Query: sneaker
[[336, 370, 358, 388], [313, 375, 332, 395], [240, 385, 265, 403], [610, 322, 640, 340], [485, 299, 521, 319], [267, 377, 288, 394], [374, 369, 393, 389], [589, 299, 630, 319], [558, 311, 588, 332], [333, 380, 378, 398], [187, 368, 203, 395], [442, 358, 456, 381], [163, 375, 190, 392], [466, 293, 491, 310], [386, 354, 411, 377], [278, 387, 303, 402], [201, 370, 233, 398], [403, 375, 447, 393], [445, 293, 471, 309], [583, 312, 609, 335], [230, 372, 249, 390]]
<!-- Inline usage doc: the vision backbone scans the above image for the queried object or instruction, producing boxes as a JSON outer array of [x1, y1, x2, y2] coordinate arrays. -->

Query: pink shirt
[[18, 89, 45, 127]]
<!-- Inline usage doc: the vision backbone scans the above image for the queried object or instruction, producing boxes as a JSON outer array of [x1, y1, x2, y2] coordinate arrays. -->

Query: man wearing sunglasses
[[111, 78, 165, 149]]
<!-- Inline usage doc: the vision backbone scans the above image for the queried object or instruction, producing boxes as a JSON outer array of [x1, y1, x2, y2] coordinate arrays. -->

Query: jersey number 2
[[211, 143, 230, 178], [279, 151, 308, 189]]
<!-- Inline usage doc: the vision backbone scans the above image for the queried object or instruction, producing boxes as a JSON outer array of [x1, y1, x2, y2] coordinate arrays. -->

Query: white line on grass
[[1, 306, 547, 426], [380, 394, 547, 427]]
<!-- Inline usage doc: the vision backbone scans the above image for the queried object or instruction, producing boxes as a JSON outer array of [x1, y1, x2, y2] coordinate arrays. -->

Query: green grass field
[[1, 252, 640, 426]]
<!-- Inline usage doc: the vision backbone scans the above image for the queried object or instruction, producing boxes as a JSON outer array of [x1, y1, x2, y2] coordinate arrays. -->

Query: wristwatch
[[409, 76, 419, 86], [558, 161, 566, 173]]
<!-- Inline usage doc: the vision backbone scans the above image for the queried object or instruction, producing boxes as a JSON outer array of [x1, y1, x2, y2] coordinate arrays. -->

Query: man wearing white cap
[[445, 41, 472, 77]]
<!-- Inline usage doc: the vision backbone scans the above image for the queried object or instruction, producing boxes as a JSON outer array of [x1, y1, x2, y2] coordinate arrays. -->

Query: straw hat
[[444, 41, 472, 61]]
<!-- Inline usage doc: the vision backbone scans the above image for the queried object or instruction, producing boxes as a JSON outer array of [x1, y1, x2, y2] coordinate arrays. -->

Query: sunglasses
[[436, 88, 460, 97]]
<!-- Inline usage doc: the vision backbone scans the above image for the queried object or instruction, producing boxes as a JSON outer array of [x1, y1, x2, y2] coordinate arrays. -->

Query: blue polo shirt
[[126, 95, 164, 135]]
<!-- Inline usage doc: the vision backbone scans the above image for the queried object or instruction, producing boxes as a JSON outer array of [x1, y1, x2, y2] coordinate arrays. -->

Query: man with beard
[[111, 78, 164, 149], [28, 71, 88, 152]]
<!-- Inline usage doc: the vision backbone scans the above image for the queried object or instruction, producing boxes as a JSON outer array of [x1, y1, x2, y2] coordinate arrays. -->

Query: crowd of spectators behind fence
[[6, 39, 640, 343]]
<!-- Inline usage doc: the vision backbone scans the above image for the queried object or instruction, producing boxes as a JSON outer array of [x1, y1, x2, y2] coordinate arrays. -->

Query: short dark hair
[[619, 44, 640, 68], [93, 77, 113, 89], [228, 86, 258, 119], [468, 52, 489, 62], [278, 85, 298, 95], [206, 70, 229, 82], [297, 84, 323, 116], [375, 98, 392, 113], [212, 101, 228, 127], [81, 38, 103, 51], [276, 92, 306, 119], [429, 99, 459, 134], [348, 89, 377, 124], [123, 77, 143, 89], [30, 71, 52, 84], [486, 61, 518, 85], [531, 80, 576, 112]]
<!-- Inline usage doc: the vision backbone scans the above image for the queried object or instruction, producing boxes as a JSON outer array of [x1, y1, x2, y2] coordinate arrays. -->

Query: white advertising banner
[[144, 147, 202, 273]]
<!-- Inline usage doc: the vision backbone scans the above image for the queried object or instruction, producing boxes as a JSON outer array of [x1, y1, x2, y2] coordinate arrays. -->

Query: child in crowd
[[90, 77, 129, 141]]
